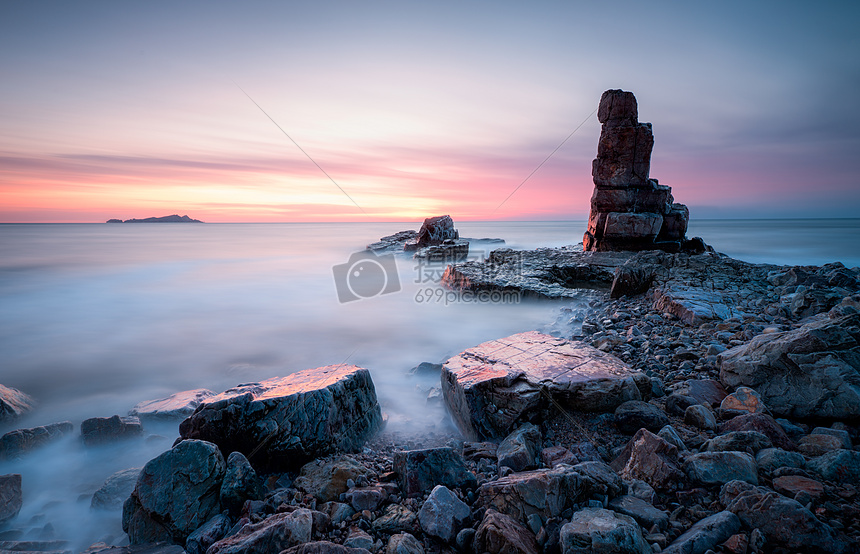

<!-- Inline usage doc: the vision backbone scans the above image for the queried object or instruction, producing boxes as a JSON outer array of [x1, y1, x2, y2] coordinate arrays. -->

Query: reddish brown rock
[[719, 413, 796, 451], [773, 475, 825, 500], [611, 429, 685, 492], [473, 509, 538, 554], [477, 465, 586, 523], [720, 386, 767, 416], [583, 89, 691, 252], [798, 434, 843, 457], [441, 331, 650, 440]]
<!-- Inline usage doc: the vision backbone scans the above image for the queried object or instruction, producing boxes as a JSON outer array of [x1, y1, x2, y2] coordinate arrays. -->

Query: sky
[[1, 0, 859, 222]]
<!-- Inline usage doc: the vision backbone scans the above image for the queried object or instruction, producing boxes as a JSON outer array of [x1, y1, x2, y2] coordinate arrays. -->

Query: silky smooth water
[[0, 219, 858, 548]]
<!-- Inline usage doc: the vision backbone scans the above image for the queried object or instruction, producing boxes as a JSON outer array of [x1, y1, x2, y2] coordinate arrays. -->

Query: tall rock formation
[[583, 90, 693, 252]]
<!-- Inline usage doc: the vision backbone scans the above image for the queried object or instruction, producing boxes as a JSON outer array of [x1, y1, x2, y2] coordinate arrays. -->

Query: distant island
[[106, 215, 203, 223]]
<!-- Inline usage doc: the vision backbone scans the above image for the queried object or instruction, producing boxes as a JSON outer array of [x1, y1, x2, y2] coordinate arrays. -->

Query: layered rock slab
[[442, 331, 650, 440], [179, 365, 382, 471]]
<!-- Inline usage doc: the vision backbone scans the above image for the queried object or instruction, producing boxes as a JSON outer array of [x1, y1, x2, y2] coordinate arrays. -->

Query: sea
[[1, 219, 859, 548]]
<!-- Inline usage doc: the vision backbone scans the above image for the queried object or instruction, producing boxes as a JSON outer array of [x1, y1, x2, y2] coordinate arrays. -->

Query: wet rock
[[497, 423, 541, 472], [798, 433, 843, 456], [442, 331, 649, 440], [477, 465, 584, 522], [704, 431, 772, 454], [652, 287, 744, 326], [684, 452, 758, 486], [719, 313, 860, 420], [541, 445, 577, 467], [393, 447, 475, 496], [614, 400, 669, 434], [0, 384, 34, 423], [129, 389, 216, 422], [284, 541, 372, 554], [413, 239, 469, 262], [122, 439, 226, 545], [720, 479, 847, 553], [684, 404, 717, 431], [179, 365, 383, 471], [185, 513, 231, 554], [773, 475, 824, 500], [81, 415, 142, 446], [0, 473, 22, 523], [611, 429, 685, 491], [294, 456, 375, 502], [220, 451, 265, 515], [755, 448, 805, 474], [372, 504, 418, 534], [0, 421, 74, 460], [662, 511, 741, 554], [807, 449, 860, 483], [418, 485, 470, 543], [91, 468, 141, 510], [719, 413, 796, 451], [474, 508, 538, 554], [207, 509, 313, 554], [559, 507, 650, 554], [385, 532, 424, 554], [407, 215, 459, 250], [719, 386, 767, 417], [607, 495, 668, 531]]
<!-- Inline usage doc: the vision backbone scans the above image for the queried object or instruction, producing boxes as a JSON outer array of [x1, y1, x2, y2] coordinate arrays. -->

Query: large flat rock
[[442, 331, 650, 440], [130, 389, 216, 421], [179, 365, 382, 471]]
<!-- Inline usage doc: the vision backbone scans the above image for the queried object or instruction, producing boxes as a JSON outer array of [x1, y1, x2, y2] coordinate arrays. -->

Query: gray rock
[[497, 423, 541, 472], [719, 413, 796, 451], [185, 513, 231, 554], [372, 504, 418, 534], [684, 452, 758, 486], [684, 404, 717, 431], [179, 365, 382, 471], [417, 485, 470, 543], [652, 286, 744, 326], [207, 509, 313, 554], [662, 511, 741, 554], [0, 473, 22, 523], [81, 415, 142, 446], [477, 465, 585, 523], [319, 501, 355, 525], [755, 448, 805, 474], [657, 425, 687, 451], [385, 532, 424, 554], [343, 527, 374, 550], [704, 431, 772, 454], [0, 384, 34, 423], [283, 541, 372, 554], [810, 427, 852, 449], [721, 479, 848, 553], [220, 451, 265, 515], [1, 421, 74, 460], [798, 433, 843, 456], [294, 456, 375, 502], [393, 447, 475, 496], [559, 507, 650, 554], [671, 379, 727, 409], [807, 449, 860, 483], [614, 400, 669, 434], [122, 439, 226, 545], [344, 485, 389, 512], [625, 479, 656, 504], [91, 468, 141, 510], [442, 331, 649, 440], [572, 461, 623, 499], [719, 313, 860, 419], [607, 495, 668, 530], [474, 509, 538, 554], [611, 429, 685, 491], [366, 230, 418, 252], [129, 389, 216, 421]]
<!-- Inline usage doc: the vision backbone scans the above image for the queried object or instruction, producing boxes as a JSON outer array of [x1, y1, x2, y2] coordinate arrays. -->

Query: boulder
[[0, 384, 34, 423], [473, 509, 539, 554], [541, 445, 577, 467], [755, 448, 805, 474], [179, 365, 382, 471], [207, 510, 313, 554], [559, 507, 650, 554], [410, 215, 459, 249], [417, 485, 470, 543], [672, 380, 727, 409], [720, 479, 848, 553], [719, 386, 767, 417], [220, 451, 265, 515], [607, 495, 668, 531], [343, 527, 374, 550], [684, 404, 717, 431], [684, 452, 758, 486], [497, 423, 541, 472], [442, 331, 649, 440], [611, 429, 685, 491], [719, 313, 860, 419], [807, 449, 860, 483], [662, 511, 741, 554], [294, 456, 375, 502], [343, 485, 390, 512], [719, 413, 796, 451], [652, 287, 744, 326], [284, 541, 373, 554], [773, 475, 824, 500], [91, 468, 141, 510], [0, 421, 74, 460], [393, 447, 475, 496], [0, 473, 23, 523], [798, 433, 843, 456], [122, 439, 226, 545], [477, 465, 585, 523], [185, 513, 231, 554], [81, 415, 142, 446], [614, 400, 669, 434], [704, 431, 772, 454], [810, 427, 852, 449], [129, 389, 216, 421], [372, 504, 418, 534], [385, 532, 424, 554]]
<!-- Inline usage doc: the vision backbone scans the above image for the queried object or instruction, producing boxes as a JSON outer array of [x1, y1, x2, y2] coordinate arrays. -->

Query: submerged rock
[[129, 389, 216, 421], [719, 313, 860, 419], [179, 365, 382, 471], [442, 331, 650, 440], [0, 384, 34, 423]]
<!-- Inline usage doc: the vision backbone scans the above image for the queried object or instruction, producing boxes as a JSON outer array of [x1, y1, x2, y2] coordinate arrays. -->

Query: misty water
[[1, 219, 859, 549]]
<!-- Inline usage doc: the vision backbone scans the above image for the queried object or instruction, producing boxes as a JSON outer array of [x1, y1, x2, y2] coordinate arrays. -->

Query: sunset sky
[[2, 1, 858, 222]]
